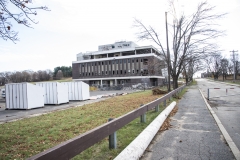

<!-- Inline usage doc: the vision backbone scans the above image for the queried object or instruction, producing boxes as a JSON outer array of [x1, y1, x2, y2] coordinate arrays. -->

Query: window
[[120, 60, 122, 64], [137, 70, 139, 73], [109, 71, 111, 75], [132, 59, 134, 62], [82, 64, 84, 67], [136, 59, 138, 62], [106, 71, 108, 75], [102, 62, 104, 65], [128, 59, 130, 63], [89, 73, 90, 76], [102, 71, 104, 75], [99, 62, 100, 65], [132, 70, 135, 74], [124, 70, 126, 74], [123, 59, 126, 63], [120, 70, 122, 74], [113, 71, 115, 75], [117, 70, 118, 74], [109, 61, 111, 64], [92, 72, 94, 75], [143, 59, 148, 65], [113, 61, 115, 64], [141, 59, 143, 62], [116, 60, 118, 64]]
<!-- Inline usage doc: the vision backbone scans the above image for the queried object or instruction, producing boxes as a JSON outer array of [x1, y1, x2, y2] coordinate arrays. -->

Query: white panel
[[27, 83, 44, 109], [56, 82, 69, 104], [12, 84, 17, 109], [18, 83, 24, 109], [23, 83, 28, 109], [5, 84, 10, 109], [81, 82, 90, 100]]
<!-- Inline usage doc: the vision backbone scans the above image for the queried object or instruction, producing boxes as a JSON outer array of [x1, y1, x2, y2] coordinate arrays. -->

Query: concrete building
[[72, 41, 166, 87]]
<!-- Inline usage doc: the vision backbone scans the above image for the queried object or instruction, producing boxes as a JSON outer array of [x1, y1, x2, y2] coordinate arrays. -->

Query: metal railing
[[27, 84, 187, 160]]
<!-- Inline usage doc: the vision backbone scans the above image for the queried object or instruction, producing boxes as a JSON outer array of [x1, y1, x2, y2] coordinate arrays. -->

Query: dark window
[[113, 71, 115, 75], [123, 59, 126, 63], [137, 70, 139, 73], [132, 70, 135, 74], [109, 61, 111, 64], [109, 71, 111, 75], [117, 70, 118, 74], [102, 62, 104, 65], [113, 61, 115, 64], [136, 59, 138, 62], [128, 59, 130, 63], [102, 71, 104, 75], [124, 70, 126, 74], [82, 64, 84, 67], [92, 72, 94, 75], [116, 60, 118, 64], [120, 70, 122, 74], [120, 60, 122, 64], [106, 71, 107, 75], [132, 59, 134, 62], [141, 59, 143, 62], [143, 59, 148, 65], [99, 62, 100, 65], [89, 73, 90, 76]]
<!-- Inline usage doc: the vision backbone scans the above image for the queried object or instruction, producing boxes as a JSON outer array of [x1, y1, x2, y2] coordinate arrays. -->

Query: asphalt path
[[197, 79, 240, 151], [141, 83, 235, 159]]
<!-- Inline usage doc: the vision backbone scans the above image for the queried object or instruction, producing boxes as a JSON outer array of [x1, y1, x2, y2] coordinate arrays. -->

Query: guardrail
[[27, 84, 187, 160]]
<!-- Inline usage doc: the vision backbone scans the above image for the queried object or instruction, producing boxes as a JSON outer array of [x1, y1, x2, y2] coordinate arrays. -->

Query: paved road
[[197, 79, 240, 151], [141, 83, 235, 160]]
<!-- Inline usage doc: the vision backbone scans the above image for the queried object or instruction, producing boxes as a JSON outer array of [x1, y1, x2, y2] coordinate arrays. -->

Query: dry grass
[[0, 90, 163, 159]]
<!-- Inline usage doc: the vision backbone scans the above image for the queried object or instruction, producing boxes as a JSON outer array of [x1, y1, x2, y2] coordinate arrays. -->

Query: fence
[[27, 84, 187, 160]]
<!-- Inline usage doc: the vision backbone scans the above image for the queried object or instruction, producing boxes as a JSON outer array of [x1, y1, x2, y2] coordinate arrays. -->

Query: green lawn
[[0, 88, 186, 160]]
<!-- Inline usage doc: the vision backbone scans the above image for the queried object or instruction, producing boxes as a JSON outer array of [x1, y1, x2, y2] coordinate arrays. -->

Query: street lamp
[[165, 12, 171, 91]]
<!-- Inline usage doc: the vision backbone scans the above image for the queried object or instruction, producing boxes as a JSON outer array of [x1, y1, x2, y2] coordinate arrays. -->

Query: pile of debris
[[152, 88, 168, 95]]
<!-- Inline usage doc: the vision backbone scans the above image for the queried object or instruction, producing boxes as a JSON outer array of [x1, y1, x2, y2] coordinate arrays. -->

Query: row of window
[[81, 59, 148, 67], [79, 69, 148, 76]]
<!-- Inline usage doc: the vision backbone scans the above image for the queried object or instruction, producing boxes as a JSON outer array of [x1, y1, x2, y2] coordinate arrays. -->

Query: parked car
[[1, 88, 5, 98]]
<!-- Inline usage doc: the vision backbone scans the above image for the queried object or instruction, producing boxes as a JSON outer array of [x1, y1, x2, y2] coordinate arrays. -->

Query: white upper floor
[[74, 41, 162, 63]]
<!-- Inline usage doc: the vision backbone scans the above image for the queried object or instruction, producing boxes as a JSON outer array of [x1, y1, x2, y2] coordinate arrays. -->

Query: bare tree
[[133, 1, 225, 89], [0, 0, 49, 42]]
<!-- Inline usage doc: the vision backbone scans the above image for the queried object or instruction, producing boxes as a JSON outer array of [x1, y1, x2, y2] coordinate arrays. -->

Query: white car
[[1, 88, 5, 98]]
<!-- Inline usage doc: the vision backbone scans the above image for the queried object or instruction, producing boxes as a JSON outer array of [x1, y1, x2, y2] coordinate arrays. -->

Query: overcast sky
[[0, 0, 239, 73]]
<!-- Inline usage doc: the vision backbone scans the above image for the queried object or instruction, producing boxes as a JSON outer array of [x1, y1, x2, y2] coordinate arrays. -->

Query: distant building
[[72, 41, 166, 86]]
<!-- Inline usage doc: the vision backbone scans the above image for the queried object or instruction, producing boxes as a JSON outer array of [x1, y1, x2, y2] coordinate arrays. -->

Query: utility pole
[[165, 12, 171, 91], [230, 50, 238, 82]]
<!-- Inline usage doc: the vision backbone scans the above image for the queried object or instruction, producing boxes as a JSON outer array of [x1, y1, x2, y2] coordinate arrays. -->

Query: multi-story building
[[72, 41, 166, 87]]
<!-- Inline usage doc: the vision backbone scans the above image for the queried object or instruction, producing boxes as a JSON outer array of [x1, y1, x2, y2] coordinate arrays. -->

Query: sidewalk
[[141, 85, 235, 160]]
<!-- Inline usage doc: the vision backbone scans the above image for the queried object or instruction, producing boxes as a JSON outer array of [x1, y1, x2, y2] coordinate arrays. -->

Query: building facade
[[72, 41, 166, 87]]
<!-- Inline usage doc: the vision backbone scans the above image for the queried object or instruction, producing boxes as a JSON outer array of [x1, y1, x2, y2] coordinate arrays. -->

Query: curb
[[199, 89, 240, 160], [114, 101, 176, 160]]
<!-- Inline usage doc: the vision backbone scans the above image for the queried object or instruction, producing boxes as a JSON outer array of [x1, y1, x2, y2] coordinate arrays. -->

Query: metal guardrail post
[[108, 118, 117, 149], [140, 104, 146, 123], [155, 99, 159, 112]]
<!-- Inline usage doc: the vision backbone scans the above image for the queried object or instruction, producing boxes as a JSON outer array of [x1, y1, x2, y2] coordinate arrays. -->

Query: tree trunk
[[172, 76, 178, 89]]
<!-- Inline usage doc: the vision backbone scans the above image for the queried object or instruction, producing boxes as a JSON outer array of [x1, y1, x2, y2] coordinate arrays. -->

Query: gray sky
[[0, 0, 239, 73]]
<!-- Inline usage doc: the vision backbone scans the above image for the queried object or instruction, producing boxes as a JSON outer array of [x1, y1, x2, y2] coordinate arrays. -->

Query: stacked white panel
[[81, 82, 90, 100], [36, 82, 69, 104], [62, 81, 89, 100], [5, 83, 44, 109]]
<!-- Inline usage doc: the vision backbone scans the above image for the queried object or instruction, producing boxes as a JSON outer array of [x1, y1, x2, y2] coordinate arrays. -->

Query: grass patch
[[191, 79, 197, 85], [0, 90, 163, 159], [0, 87, 187, 160]]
